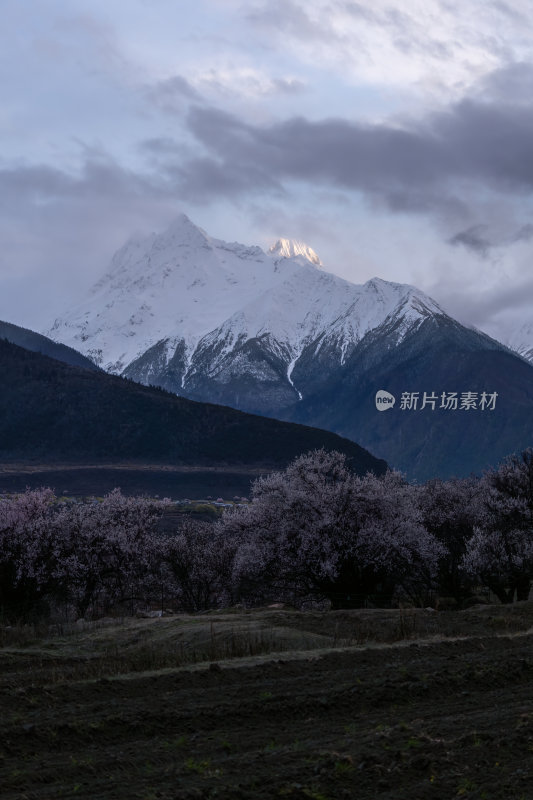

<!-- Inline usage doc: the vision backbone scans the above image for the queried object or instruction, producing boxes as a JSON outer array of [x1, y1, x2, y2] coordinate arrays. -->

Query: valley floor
[[0, 464, 264, 499], [1, 604, 532, 799]]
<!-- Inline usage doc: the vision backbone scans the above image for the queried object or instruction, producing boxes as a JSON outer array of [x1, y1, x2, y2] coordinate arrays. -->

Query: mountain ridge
[[0, 336, 386, 475], [46, 215, 448, 400], [44, 215, 533, 479], [0, 319, 100, 372]]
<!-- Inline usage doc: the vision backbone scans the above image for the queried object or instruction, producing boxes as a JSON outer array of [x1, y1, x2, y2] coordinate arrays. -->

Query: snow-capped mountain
[[49, 215, 281, 375], [506, 322, 533, 364], [47, 214, 444, 411], [46, 215, 533, 480]]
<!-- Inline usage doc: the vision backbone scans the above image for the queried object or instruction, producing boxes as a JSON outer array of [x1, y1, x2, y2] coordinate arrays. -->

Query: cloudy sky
[[1, 0, 533, 342]]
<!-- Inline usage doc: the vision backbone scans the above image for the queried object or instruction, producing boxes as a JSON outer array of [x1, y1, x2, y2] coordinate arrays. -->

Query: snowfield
[[47, 214, 445, 388]]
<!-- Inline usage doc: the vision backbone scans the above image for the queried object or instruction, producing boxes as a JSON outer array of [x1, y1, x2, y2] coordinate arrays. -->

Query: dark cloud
[[448, 220, 533, 256], [0, 156, 161, 211], [180, 90, 533, 217], [478, 62, 533, 105], [186, 106, 443, 190], [449, 225, 491, 257], [170, 157, 283, 202], [0, 165, 75, 206]]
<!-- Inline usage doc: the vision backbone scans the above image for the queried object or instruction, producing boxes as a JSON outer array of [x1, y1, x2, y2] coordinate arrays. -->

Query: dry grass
[[2, 602, 533, 687]]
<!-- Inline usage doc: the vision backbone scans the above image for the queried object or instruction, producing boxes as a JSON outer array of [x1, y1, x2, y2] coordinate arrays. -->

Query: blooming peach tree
[[463, 449, 533, 603], [0, 488, 59, 621], [222, 450, 445, 608]]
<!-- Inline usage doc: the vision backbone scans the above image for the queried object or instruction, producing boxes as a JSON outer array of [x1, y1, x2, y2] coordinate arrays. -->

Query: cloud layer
[[0, 0, 532, 344]]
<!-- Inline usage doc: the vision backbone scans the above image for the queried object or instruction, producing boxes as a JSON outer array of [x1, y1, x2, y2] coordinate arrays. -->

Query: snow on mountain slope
[[191, 272, 443, 378], [506, 322, 533, 364], [48, 215, 302, 373], [47, 215, 447, 406], [269, 238, 322, 266]]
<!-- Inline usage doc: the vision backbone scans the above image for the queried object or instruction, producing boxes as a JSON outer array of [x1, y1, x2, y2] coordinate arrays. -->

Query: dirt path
[[1, 613, 532, 799]]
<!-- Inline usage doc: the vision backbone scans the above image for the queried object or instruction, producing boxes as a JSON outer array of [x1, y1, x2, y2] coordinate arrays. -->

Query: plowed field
[[1, 604, 532, 799]]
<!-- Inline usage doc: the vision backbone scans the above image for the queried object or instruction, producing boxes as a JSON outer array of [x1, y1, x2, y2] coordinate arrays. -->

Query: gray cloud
[[478, 280, 533, 317], [478, 61, 533, 105], [179, 89, 533, 219], [186, 106, 442, 190], [270, 77, 307, 94], [483, 0, 528, 23], [170, 156, 283, 202], [341, 2, 380, 24], [0, 154, 183, 328], [140, 137, 185, 156], [248, 0, 490, 71], [246, 0, 339, 41], [0, 156, 160, 211], [448, 220, 533, 256], [0, 165, 76, 207], [196, 70, 307, 99], [433, 274, 533, 334], [145, 75, 201, 114], [512, 223, 533, 242], [449, 225, 491, 257]]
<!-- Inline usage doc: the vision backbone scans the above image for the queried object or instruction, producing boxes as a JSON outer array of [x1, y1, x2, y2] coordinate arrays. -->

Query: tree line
[[1, 448, 532, 622]]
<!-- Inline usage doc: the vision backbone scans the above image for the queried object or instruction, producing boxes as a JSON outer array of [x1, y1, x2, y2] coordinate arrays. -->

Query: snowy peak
[[506, 321, 533, 364], [268, 238, 322, 266], [364, 277, 444, 319], [92, 214, 213, 292], [46, 216, 451, 396], [155, 213, 212, 250]]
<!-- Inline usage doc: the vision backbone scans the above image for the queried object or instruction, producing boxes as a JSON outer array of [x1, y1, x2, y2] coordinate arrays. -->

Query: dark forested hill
[[0, 320, 99, 371], [0, 338, 386, 474]]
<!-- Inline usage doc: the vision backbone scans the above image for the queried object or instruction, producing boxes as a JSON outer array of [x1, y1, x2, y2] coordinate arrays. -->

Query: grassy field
[[1, 603, 533, 799]]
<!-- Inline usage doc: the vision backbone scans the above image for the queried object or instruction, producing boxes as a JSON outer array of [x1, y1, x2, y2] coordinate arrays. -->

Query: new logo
[[375, 390, 396, 411]]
